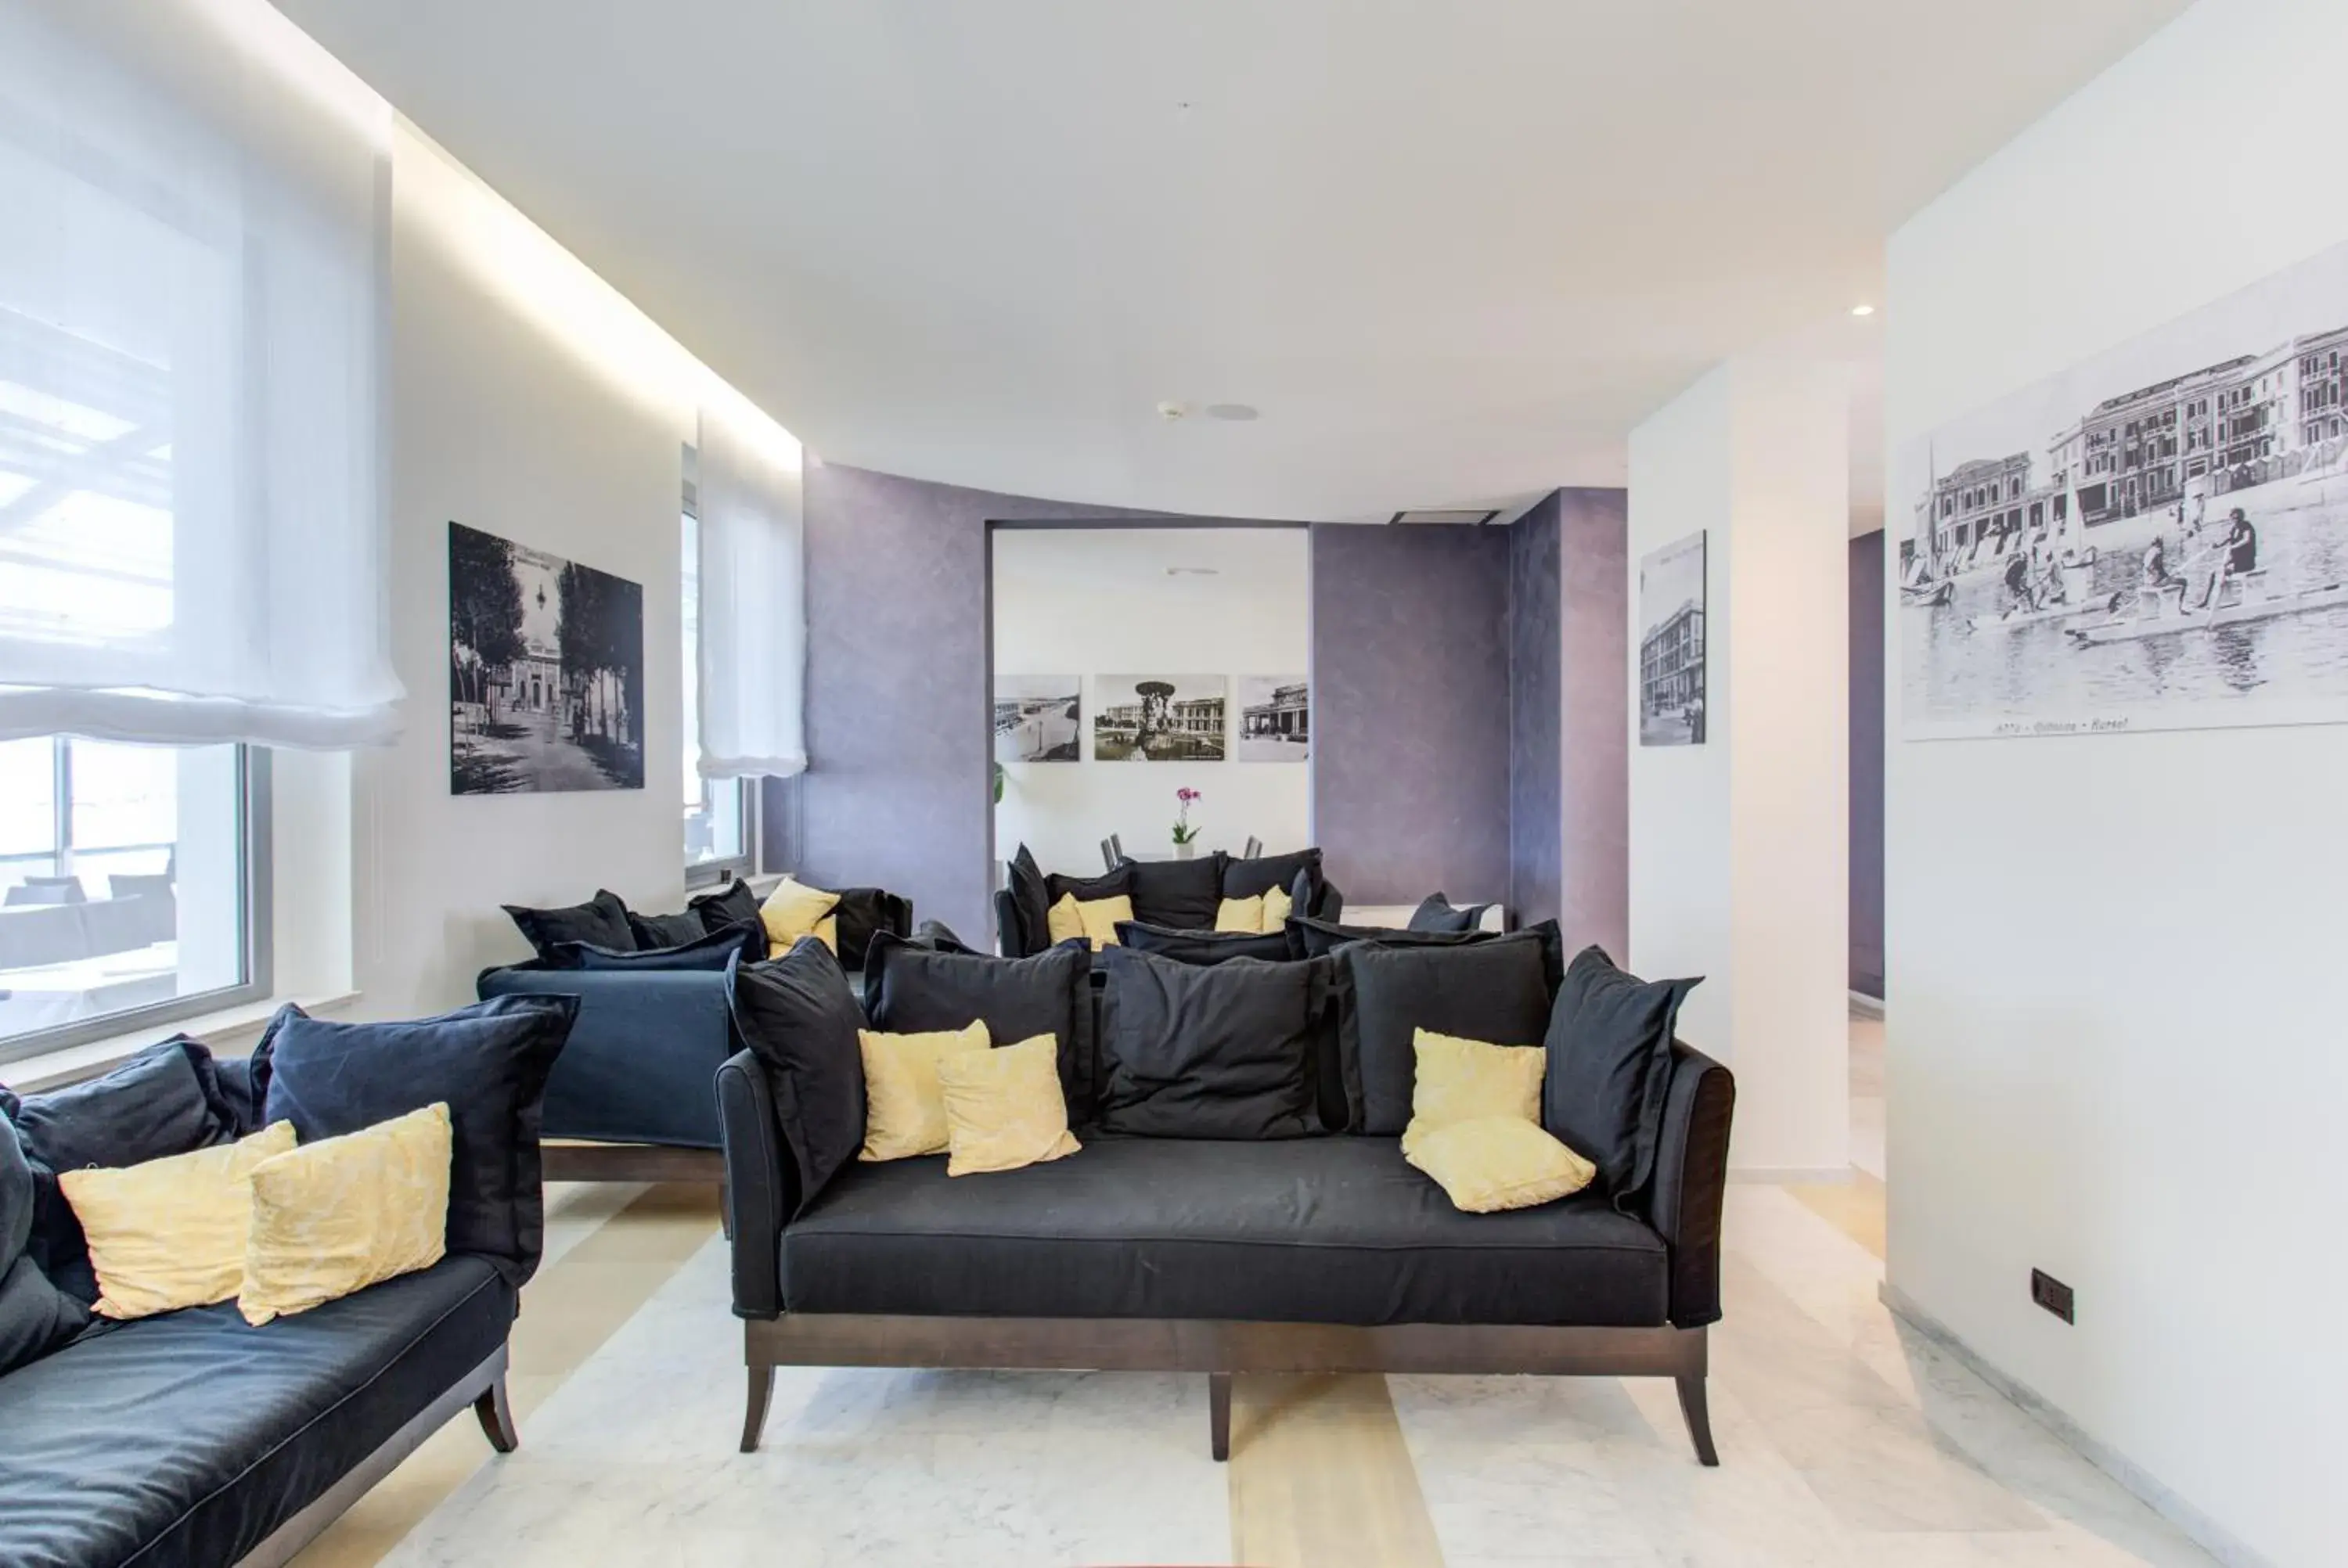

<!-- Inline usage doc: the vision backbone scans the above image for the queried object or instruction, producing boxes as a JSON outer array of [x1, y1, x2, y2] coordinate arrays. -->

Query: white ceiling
[[275, 0, 2186, 522]]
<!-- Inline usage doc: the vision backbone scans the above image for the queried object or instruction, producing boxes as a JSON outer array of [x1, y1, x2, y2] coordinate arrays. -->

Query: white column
[[1628, 357, 1849, 1177]]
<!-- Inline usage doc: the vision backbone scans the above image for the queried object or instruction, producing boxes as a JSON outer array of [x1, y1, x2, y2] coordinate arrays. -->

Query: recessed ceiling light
[[1204, 403, 1259, 423], [1850, 304, 1876, 317], [1389, 509, 1500, 527], [1155, 401, 1187, 421]]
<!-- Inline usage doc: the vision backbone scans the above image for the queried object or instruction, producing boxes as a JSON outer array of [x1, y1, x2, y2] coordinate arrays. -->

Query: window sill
[[0, 991, 360, 1094]]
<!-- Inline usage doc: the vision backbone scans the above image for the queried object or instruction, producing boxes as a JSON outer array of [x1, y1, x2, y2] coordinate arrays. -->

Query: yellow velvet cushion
[[1046, 892, 1131, 950], [1261, 883, 1293, 928], [1400, 1027, 1546, 1157], [762, 876, 842, 953], [1405, 1116, 1596, 1213], [859, 1020, 991, 1161], [934, 1034, 1081, 1176], [1215, 895, 1265, 933], [61, 1122, 297, 1321], [239, 1103, 453, 1325]]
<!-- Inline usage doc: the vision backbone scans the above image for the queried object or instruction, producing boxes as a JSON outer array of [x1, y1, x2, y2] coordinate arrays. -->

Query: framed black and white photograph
[[1093, 674, 1227, 761], [448, 521, 645, 794], [994, 675, 1081, 762], [1236, 674, 1310, 761], [1902, 240, 2348, 740], [1638, 531, 1708, 746]]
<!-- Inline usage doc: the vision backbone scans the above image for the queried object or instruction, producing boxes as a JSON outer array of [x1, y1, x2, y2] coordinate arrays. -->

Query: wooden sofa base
[[542, 1141, 726, 1185], [740, 1314, 1716, 1466]]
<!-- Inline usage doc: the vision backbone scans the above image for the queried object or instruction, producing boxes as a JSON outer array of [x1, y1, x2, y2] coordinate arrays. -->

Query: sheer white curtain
[[695, 408, 806, 779], [0, 0, 402, 749]]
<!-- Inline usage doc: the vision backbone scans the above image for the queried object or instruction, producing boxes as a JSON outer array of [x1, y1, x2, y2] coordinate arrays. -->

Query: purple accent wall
[[1507, 494, 1563, 926], [1558, 487, 1630, 958], [1310, 523, 1513, 906], [1849, 528, 1885, 998]]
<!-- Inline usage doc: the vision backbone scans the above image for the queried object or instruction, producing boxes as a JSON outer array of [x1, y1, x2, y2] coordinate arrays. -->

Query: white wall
[[1885, 3, 2347, 1563], [346, 123, 796, 1020], [1630, 358, 1849, 1175], [992, 527, 1310, 876]]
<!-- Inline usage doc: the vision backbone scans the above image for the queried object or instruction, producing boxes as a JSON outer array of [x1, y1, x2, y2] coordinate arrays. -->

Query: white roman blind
[[695, 408, 806, 779], [0, 0, 403, 748]]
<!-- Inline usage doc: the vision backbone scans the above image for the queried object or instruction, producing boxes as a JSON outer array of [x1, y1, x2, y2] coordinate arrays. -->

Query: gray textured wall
[[1558, 487, 1630, 958], [1309, 523, 1513, 906], [1507, 493, 1564, 926], [1849, 528, 1884, 998]]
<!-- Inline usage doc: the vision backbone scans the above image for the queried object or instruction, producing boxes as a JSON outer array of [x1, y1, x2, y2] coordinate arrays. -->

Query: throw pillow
[[1334, 933, 1556, 1135], [625, 908, 709, 950], [1406, 1116, 1596, 1214], [727, 938, 867, 1214], [1043, 862, 1136, 908], [761, 876, 843, 952], [60, 1122, 297, 1320], [1113, 920, 1299, 966], [1222, 847, 1322, 907], [859, 1021, 990, 1161], [253, 996, 576, 1284], [541, 923, 760, 972], [1543, 946, 1702, 1203], [935, 1034, 1080, 1176], [862, 933, 1097, 1118], [1095, 947, 1328, 1139], [0, 1116, 89, 1376], [689, 880, 767, 953], [239, 1104, 453, 1325], [1047, 892, 1131, 950], [1401, 1028, 1546, 1157], [909, 919, 981, 955], [502, 889, 635, 957], [1121, 854, 1226, 930], [830, 887, 912, 969], [1407, 894, 1489, 933], [1215, 895, 1265, 933], [1262, 882, 1294, 929], [1006, 845, 1053, 956]]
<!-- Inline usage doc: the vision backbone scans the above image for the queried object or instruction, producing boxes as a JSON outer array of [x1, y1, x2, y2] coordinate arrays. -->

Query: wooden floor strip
[[1784, 1168, 1887, 1260], [290, 1182, 721, 1567], [1227, 1372, 1445, 1568]]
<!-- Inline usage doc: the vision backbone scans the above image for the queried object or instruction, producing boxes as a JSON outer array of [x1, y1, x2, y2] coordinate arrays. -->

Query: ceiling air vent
[[1388, 509, 1500, 527]]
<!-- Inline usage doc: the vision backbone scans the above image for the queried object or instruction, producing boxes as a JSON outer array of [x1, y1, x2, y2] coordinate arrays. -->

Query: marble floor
[[293, 1013, 2213, 1568]]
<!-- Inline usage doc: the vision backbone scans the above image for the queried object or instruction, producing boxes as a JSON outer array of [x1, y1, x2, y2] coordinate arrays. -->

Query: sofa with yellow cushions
[[0, 997, 573, 1568], [716, 923, 1735, 1468], [992, 843, 1343, 958]]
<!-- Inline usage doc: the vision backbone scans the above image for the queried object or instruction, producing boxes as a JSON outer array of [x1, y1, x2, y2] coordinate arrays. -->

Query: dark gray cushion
[[862, 933, 1095, 1117], [479, 966, 736, 1149], [542, 923, 758, 971], [625, 908, 709, 949], [1006, 845, 1053, 958], [828, 886, 912, 970], [1407, 894, 1489, 933], [688, 880, 769, 957], [1119, 854, 1226, 930], [726, 938, 868, 1215], [1545, 946, 1702, 1204], [254, 998, 576, 1286], [1043, 861, 1135, 908], [1336, 933, 1557, 1135], [1223, 847, 1322, 906], [780, 1135, 1667, 1327], [1291, 915, 1511, 960], [1113, 920, 1301, 966], [501, 888, 634, 956], [1095, 948, 1327, 1139], [0, 1256, 512, 1568], [0, 1116, 87, 1377]]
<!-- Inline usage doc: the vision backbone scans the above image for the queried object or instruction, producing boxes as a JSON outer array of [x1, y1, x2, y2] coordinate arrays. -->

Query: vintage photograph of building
[[1093, 675, 1227, 761], [1901, 239, 2348, 740], [449, 522, 645, 793], [994, 676, 1081, 762], [1638, 531, 1707, 746], [1236, 675, 1309, 761]]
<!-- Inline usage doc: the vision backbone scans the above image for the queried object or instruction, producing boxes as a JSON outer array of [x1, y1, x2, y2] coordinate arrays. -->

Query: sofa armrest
[[717, 1048, 794, 1320], [1644, 1041, 1735, 1329], [994, 888, 1030, 958], [478, 967, 736, 1148]]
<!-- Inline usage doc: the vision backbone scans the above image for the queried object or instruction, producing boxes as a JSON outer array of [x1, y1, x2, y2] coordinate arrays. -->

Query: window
[[682, 495, 754, 882], [0, 739, 266, 1062]]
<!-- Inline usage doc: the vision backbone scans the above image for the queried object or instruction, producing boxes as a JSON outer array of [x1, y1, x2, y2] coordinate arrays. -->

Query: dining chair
[[1242, 836, 1262, 860], [1110, 833, 1126, 863], [1100, 839, 1118, 872]]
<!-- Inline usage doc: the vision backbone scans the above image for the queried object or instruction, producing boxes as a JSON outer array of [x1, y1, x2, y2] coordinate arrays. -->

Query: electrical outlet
[[2030, 1268, 2075, 1325]]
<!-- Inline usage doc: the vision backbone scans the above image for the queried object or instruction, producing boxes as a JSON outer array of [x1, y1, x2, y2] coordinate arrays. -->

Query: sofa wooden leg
[[1208, 1372, 1231, 1462], [740, 1365, 776, 1454], [1676, 1374, 1718, 1466], [474, 1376, 518, 1454]]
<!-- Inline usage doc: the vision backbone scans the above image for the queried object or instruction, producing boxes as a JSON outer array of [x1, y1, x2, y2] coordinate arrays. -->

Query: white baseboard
[[1847, 989, 1885, 1018], [1878, 1281, 2270, 1568]]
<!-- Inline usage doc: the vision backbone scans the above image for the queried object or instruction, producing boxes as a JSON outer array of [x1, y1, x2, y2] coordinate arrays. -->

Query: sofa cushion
[[0, 1116, 87, 1377], [1095, 948, 1327, 1139], [254, 997, 575, 1286], [1120, 854, 1226, 930], [501, 888, 634, 956], [863, 933, 1097, 1117], [830, 886, 911, 970], [1335, 934, 1556, 1135], [541, 923, 759, 971], [1113, 920, 1301, 966], [780, 1135, 1666, 1327], [1293, 915, 1506, 960], [1406, 894, 1489, 933], [1222, 847, 1322, 908], [726, 940, 868, 1217], [0, 1255, 512, 1568], [688, 880, 769, 956], [625, 907, 709, 950], [1044, 861, 1136, 908], [1006, 845, 1053, 957], [1543, 946, 1702, 1204]]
